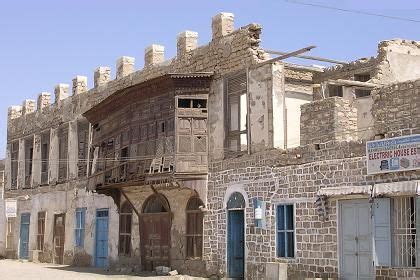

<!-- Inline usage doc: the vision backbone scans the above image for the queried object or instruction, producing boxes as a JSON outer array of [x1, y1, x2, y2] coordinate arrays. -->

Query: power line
[[285, 0, 420, 23]]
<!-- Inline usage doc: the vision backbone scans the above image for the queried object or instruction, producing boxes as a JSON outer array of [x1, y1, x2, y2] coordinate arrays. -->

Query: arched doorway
[[140, 194, 171, 271], [227, 192, 245, 278]]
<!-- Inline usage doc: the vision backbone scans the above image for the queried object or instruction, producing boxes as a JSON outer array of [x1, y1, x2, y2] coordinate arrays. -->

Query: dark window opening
[[119, 202, 133, 256], [277, 204, 295, 258], [193, 99, 207, 108], [328, 85, 343, 97], [24, 138, 34, 188], [186, 197, 204, 258], [58, 127, 69, 181], [178, 98, 192, 108], [354, 73, 371, 82], [10, 141, 19, 189], [354, 73, 372, 98], [41, 132, 50, 185], [227, 192, 246, 209], [121, 147, 129, 160], [355, 89, 371, 98], [143, 194, 169, 213]]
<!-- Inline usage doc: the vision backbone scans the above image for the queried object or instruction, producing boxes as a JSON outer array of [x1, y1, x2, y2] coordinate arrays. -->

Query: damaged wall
[[372, 79, 420, 138]]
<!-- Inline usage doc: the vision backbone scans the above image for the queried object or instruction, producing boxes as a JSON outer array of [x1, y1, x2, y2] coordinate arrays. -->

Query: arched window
[[119, 201, 133, 256], [227, 192, 246, 209], [186, 197, 204, 258], [143, 194, 169, 213]]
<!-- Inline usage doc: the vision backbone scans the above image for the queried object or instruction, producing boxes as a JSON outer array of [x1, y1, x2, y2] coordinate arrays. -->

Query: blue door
[[19, 213, 30, 259], [95, 209, 109, 267], [228, 210, 245, 278]]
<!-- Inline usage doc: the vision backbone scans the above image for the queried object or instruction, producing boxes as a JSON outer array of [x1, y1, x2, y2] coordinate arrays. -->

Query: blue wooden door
[[95, 209, 109, 267], [19, 213, 30, 259], [228, 210, 245, 278]]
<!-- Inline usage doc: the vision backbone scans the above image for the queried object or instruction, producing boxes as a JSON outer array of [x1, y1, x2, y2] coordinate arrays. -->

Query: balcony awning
[[374, 180, 420, 196], [317, 180, 420, 198], [317, 185, 372, 197]]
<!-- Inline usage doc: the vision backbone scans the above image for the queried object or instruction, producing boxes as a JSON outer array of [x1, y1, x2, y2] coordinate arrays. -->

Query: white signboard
[[367, 134, 420, 174], [5, 200, 17, 218]]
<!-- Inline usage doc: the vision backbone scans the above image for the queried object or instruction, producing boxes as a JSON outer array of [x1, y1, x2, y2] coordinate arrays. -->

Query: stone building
[[203, 39, 420, 279], [2, 12, 317, 275], [4, 10, 420, 280]]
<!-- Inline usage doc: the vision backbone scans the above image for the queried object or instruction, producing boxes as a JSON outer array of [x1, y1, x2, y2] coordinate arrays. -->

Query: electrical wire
[[285, 0, 420, 23], [7, 121, 419, 164]]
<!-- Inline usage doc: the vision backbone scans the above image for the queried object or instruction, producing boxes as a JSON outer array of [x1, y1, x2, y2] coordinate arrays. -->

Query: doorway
[[339, 199, 374, 280], [140, 194, 171, 271], [19, 213, 30, 259], [95, 208, 109, 267], [227, 192, 245, 279], [53, 213, 66, 264]]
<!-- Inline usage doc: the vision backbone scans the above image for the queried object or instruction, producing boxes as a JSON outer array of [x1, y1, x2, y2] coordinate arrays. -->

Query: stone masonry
[[300, 97, 357, 145]]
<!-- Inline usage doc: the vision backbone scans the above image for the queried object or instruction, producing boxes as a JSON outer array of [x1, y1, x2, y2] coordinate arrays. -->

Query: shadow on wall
[[45, 265, 157, 277]]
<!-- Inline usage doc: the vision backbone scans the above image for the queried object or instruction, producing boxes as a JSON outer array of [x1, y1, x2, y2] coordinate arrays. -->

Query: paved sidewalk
[[0, 259, 206, 280]]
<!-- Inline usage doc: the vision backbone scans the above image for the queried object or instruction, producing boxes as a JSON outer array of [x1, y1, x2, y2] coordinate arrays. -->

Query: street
[[0, 260, 206, 280]]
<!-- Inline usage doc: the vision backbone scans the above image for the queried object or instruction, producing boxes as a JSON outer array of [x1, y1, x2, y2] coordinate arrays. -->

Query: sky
[[1, 0, 420, 157]]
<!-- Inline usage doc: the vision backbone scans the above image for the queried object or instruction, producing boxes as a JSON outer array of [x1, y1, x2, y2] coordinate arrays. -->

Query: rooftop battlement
[[7, 12, 268, 140]]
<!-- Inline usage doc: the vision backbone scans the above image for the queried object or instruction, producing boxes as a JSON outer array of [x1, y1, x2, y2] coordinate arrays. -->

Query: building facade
[[3, 12, 316, 276], [4, 11, 420, 280], [203, 39, 420, 279]]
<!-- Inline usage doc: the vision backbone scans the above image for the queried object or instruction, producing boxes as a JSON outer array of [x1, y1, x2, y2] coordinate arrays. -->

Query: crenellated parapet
[[7, 12, 267, 141], [314, 38, 420, 85]]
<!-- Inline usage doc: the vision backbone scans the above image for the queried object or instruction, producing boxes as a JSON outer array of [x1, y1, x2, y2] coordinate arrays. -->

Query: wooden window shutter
[[373, 198, 391, 266]]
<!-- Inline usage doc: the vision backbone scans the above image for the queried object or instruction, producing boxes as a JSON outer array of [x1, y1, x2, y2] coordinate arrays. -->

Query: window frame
[[40, 131, 50, 185], [58, 125, 69, 181], [10, 141, 19, 189], [75, 207, 86, 248], [118, 202, 133, 256], [276, 203, 296, 258], [185, 197, 204, 259], [6, 217, 15, 249], [224, 71, 249, 155], [390, 196, 417, 268], [37, 211, 46, 251]]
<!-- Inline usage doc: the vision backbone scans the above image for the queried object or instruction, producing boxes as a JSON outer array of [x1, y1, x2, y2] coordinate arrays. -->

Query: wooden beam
[[264, 49, 347, 65], [258, 45, 316, 67], [120, 189, 140, 217], [328, 79, 380, 88]]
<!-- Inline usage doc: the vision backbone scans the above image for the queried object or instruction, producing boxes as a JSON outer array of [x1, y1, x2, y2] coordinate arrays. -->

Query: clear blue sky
[[1, 0, 419, 157]]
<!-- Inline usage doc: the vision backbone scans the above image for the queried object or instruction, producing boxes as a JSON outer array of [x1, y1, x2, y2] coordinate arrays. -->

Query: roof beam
[[264, 49, 347, 65], [258, 45, 316, 66], [327, 79, 380, 88]]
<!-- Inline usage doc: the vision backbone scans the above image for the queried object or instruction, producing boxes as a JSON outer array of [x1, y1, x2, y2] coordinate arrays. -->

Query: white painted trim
[[223, 184, 249, 209]]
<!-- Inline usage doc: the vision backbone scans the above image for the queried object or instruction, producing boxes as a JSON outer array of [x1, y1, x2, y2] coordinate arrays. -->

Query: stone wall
[[372, 79, 420, 138], [300, 97, 357, 145], [204, 140, 420, 279]]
